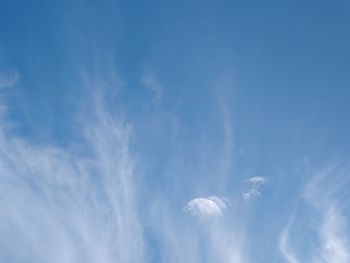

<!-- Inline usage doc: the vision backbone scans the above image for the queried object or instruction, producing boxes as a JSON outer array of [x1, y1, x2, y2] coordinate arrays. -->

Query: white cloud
[[243, 176, 267, 201], [184, 196, 227, 218], [246, 176, 268, 185], [279, 164, 350, 263], [243, 188, 261, 201], [303, 165, 350, 262], [317, 205, 350, 263], [0, 96, 145, 262], [279, 219, 300, 263]]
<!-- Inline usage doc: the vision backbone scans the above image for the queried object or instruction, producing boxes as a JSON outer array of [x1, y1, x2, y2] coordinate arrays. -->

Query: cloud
[[0, 71, 19, 89], [180, 196, 247, 262], [303, 165, 350, 262], [279, 219, 300, 263], [0, 95, 145, 262], [243, 188, 261, 201], [318, 205, 350, 263], [279, 164, 350, 263], [246, 176, 268, 185], [243, 176, 267, 201], [184, 196, 227, 218]]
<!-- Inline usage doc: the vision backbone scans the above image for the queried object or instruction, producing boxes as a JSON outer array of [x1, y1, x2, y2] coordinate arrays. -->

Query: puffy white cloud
[[184, 196, 227, 218]]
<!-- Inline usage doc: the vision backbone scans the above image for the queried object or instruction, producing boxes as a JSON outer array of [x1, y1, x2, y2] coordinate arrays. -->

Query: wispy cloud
[[243, 188, 261, 201], [279, 218, 300, 263], [181, 195, 246, 262], [279, 164, 350, 263], [246, 176, 268, 185], [0, 94, 144, 262], [304, 165, 350, 262], [318, 205, 350, 262], [243, 176, 268, 201]]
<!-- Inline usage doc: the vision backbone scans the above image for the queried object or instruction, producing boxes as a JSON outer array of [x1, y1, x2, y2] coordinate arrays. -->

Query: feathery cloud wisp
[[0, 96, 145, 262], [279, 219, 300, 263], [319, 205, 350, 263], [279, 164, 350, 263]]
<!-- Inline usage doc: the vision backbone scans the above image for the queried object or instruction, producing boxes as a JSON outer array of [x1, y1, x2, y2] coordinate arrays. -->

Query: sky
[[0, 0, 350, 262]]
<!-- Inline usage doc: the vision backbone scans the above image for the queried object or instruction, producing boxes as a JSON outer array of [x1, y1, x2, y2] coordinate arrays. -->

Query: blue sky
[[0, 0, 350, 262]]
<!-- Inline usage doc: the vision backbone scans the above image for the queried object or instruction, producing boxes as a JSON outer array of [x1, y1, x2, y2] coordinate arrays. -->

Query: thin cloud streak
[[0, 95, 145, 262], [279, 218, 300, 263]]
